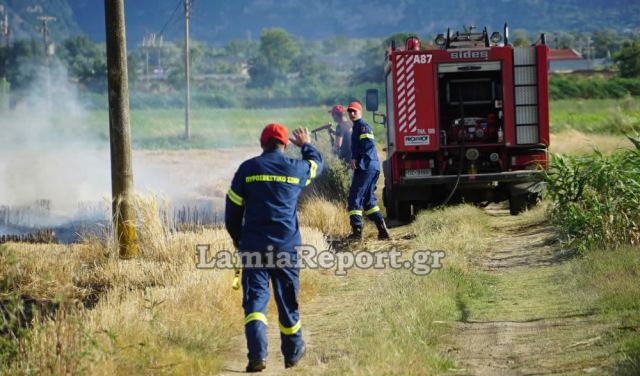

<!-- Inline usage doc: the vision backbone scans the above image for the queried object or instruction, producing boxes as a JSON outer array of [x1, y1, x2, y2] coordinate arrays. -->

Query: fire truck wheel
[[508, 194, 528, 215], [395, 201, 413, 222], [384, 188, 413, 222], [383, 187, 396, 220]]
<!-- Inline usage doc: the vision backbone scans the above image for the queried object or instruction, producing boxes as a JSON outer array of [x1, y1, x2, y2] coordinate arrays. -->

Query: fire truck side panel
[[492, 48, 516, 147], [536, 45, 550, 146], [385, 68, 396, 157], [393, 52, 439, 153]]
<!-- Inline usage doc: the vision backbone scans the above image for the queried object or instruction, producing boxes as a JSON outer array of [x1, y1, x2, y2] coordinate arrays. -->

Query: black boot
[[375, 218, 391, 240], [347, 225, 363, 241], [284, 341, 306, 368], [246, 359, 266, 372]]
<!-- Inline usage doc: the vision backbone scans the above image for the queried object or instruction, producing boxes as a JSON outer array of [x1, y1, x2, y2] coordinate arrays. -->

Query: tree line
[[0, 27, 639, 109]]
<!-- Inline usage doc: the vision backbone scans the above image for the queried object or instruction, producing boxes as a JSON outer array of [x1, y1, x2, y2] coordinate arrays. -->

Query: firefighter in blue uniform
[[346, 101, 391, 240], [225, 123, 322, 372]]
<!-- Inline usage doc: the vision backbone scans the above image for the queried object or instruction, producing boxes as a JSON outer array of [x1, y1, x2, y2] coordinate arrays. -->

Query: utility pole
[[37, 16, 56, 59], [37, 16, 55, 101], [0, 6, 9, 111], [0, 6, 9, 47], [141, 33, 165, 83], [104, 0, 138, 259], [183, 0, 191, 140], [142, 33, 153, 84]]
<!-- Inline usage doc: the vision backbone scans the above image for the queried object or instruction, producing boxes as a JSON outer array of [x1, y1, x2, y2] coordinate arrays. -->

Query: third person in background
[[329, 104, 353, 163], [346, 101, 391, 241]]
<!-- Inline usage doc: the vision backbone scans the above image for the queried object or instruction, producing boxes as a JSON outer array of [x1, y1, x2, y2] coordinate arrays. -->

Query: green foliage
[[512, 29, 531, 47], [225, 39, 258, 63], [0, 76, 9, 111], [350, 39, 386, 85], [258, 28, 300, 73], [549, 97, 640, 134], [549, 75, 640, 100], [300, 137, 352, 203], [248, 28, 301, 88], [350, 32, 421, 86], [545, 140, 640, 252], [0, 39, 44, 90], [614, 42, 640, 78], [592, 29, 622, 58], [57, 35, 107, 91]]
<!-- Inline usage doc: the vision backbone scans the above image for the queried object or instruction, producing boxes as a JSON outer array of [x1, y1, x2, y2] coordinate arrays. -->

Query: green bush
[[545, 136, 640, 252], [549, 76, 640, 100], [298, 137, 352, 203]]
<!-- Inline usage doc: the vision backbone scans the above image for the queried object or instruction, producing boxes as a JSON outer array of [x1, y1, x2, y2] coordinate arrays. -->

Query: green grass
[[550, 97, 640, 134], [80, 107, 387, 149], [313, 205, 493, 374], [567, 246, 640, 375], [28, 96, 624, 150]]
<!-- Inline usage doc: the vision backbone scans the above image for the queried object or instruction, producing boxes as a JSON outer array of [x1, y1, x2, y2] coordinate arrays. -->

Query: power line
[[157, 0, 182, 38]]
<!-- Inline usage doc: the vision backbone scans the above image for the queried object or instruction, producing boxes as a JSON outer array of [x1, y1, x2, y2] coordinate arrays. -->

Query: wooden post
[[104, 0, 138, 258]]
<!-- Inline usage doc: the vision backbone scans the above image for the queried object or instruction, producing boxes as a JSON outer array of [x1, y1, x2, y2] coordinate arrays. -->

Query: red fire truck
[[366, 25, 550, 220]]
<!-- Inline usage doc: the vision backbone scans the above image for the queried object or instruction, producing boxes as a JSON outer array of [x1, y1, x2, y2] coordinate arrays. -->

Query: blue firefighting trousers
[[348, 169, 383, 226], [242, 251, 304, 362]]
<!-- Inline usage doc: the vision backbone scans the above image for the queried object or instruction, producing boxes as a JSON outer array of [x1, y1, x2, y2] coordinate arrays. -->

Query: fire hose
[[438, 88, 467, 208]]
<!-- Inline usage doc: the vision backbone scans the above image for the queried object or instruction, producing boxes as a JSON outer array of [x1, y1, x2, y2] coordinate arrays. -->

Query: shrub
[[299, 137, 351, 203], [549, 76, 640, 100], [545, 136, 640, 251]]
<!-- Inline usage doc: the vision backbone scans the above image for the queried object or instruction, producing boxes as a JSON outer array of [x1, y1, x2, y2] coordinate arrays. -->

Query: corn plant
[[545, 136, 640, 252]]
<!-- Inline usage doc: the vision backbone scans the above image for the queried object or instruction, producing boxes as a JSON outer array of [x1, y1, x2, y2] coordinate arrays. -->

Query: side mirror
[[366, 89, 379, 112], [365, 88, 386, 126]]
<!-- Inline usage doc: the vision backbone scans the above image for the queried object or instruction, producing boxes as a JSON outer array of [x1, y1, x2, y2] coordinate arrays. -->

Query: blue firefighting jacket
[[350, 118, 380, 171], [225, 143, 323, 252]]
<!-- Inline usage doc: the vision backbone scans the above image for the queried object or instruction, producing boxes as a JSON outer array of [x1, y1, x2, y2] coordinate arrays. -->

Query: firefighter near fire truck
[[329, 104, 353, 163], [346, 101, 391, 241], [225, 123, 323, 372], [366, 25, 550, 220]]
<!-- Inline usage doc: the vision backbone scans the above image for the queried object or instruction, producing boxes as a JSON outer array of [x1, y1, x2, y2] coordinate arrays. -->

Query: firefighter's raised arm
[[291, 127, 323, 186]]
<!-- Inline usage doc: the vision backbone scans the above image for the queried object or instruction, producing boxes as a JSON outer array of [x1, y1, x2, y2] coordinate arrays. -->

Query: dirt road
[[449, 207, 612, 375], [217, 205, 614, 375]]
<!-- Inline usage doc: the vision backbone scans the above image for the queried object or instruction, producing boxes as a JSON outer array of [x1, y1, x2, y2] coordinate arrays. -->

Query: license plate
[[404, 169, 432, 178]]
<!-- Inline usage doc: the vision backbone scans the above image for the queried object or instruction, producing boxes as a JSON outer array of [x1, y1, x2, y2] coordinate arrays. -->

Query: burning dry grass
[[0, 195, 329, 374]]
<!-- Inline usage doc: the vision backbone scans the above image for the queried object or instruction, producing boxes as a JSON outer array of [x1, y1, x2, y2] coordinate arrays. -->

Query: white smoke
[[0, 60, 111, 223], [0, 59, 251, 229]]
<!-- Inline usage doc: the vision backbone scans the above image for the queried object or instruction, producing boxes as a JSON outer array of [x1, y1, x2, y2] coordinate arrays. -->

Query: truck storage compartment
[[437, 62, 503, 146]]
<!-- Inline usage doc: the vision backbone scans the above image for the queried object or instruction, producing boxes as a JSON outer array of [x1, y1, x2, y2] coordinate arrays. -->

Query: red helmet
[[260, 123, 289, 146], [347, 101, 362, 112], [329, 105, 345, 114]]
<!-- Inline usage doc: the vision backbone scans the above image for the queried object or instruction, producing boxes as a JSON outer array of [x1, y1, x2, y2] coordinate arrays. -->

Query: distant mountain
[[1, 0, 639, 47]]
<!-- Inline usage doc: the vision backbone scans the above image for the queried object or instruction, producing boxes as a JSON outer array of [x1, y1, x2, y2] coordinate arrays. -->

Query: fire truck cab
[[367, 25, 550, 220]]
